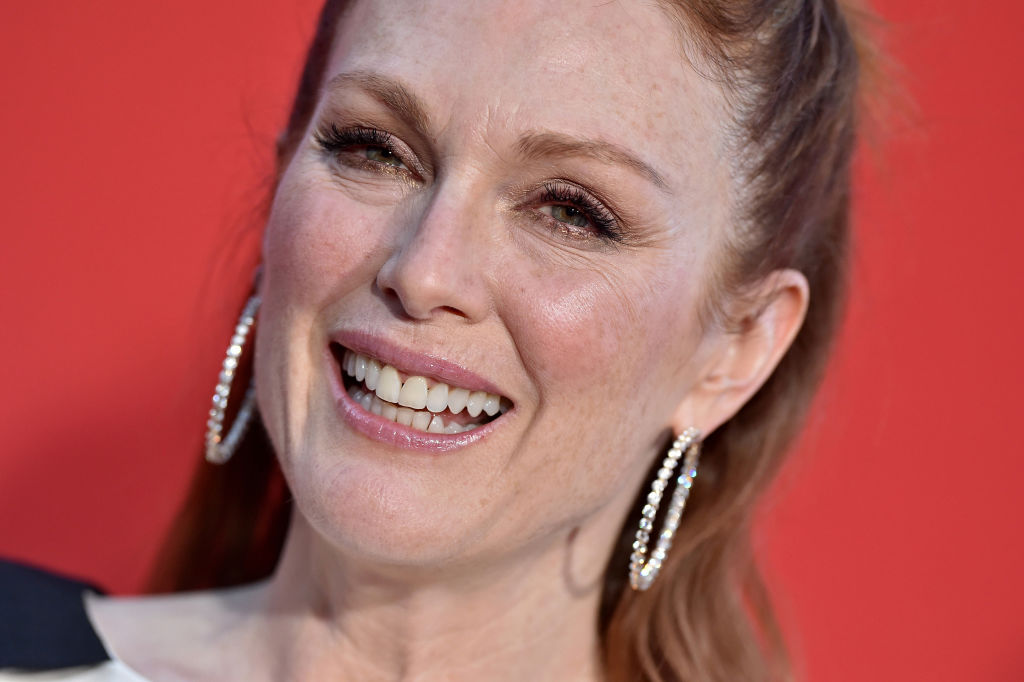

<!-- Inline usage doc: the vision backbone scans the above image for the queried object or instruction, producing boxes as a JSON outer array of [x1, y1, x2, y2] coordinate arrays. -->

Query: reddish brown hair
[[152, 2, 872, 680]]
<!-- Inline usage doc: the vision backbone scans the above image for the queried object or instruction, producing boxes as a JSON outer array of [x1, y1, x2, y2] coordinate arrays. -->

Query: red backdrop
[[1, 1, 1021, 680]]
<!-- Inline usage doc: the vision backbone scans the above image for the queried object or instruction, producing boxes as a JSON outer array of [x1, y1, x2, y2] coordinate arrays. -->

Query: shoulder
[[85, 582, 266, 682], [0, 559, 110, 671]]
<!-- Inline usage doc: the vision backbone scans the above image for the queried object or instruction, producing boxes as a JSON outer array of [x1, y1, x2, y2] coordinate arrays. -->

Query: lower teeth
[[348, 384, 480, 434]]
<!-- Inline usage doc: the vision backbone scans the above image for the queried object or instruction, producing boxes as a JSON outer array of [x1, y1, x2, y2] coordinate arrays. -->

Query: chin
[[275, 425, 503, 570]]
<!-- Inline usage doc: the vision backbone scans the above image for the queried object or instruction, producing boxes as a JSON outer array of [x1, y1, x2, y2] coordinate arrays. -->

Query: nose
[[375, 189, 492, 322]]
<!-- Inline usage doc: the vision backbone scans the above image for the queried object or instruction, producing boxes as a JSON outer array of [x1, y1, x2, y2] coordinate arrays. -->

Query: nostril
[[374, 281, 469, 322], [372, 279, 422, 321], [436, 305, 468, 319]]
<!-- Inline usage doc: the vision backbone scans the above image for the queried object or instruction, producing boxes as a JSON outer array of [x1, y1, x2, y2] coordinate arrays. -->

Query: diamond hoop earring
[[205, 295, 260, 464], [628, 427, 702, 591]]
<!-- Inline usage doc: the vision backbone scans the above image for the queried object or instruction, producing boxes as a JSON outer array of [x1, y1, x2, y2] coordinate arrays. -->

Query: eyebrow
[[324, 70, 432, 135], [515, 132, 669, 191], [324, 71, 669, 191]]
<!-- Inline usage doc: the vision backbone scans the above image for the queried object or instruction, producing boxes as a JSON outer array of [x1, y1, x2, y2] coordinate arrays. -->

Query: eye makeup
[[534, 181, 624, 243], [313, 122, 423, 179], [312, 117, 638, 248]]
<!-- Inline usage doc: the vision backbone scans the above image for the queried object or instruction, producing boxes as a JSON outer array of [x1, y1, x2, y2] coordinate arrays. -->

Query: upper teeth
[[342, 350, 508, 426]]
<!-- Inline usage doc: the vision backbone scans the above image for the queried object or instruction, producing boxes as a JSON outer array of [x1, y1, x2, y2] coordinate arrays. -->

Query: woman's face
[[255, 0, 734, 568]]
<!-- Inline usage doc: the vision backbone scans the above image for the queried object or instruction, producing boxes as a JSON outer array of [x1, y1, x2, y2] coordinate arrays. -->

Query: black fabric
[[0, 558, 110, 669]]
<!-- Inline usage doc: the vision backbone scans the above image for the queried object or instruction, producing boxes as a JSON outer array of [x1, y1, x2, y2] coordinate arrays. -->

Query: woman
[[1, 0, 866, 679]]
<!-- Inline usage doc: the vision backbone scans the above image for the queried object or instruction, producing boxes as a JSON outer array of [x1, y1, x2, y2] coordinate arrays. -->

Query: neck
[[250, 516, 608, 682]]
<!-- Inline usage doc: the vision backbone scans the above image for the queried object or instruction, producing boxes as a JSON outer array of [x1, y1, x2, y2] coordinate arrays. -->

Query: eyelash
[[313, 123, 409, 173], [312, 122, 624, 244], [537, 181, 623, 243]]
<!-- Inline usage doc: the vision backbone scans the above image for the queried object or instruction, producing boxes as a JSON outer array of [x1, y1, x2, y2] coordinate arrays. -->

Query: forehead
[[327, 0, 728, 191]]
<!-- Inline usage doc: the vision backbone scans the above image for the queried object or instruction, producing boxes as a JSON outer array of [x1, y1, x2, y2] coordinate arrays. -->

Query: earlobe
[[671, 269, 809, 436]]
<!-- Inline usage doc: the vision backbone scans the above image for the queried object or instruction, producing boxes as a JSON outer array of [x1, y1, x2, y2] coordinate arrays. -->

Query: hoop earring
[[205, 295, 260, 464], [628, 427, 702, 591]]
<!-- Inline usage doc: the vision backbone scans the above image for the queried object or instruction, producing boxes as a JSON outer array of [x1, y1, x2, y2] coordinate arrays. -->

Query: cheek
[[255, 167, 393, 452], [487, 259, 704, 533], [262, 173, 379, 307], [504, 261, 700, 414]]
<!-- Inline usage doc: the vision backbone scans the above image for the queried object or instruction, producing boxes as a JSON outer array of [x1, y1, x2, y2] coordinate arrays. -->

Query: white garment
[[0, 661, 147, 681]]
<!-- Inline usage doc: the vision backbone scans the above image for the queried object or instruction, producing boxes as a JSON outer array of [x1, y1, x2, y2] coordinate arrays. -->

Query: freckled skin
[[82, 3, 815, 680], [255, 0, 734, 571]]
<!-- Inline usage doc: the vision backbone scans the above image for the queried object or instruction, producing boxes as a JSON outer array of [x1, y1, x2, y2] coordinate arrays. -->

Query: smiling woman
[[0, 0, 870, 681]]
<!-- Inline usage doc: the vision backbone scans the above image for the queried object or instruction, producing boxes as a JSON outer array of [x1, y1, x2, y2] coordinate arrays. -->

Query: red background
[[1, 1, 1021, 679]]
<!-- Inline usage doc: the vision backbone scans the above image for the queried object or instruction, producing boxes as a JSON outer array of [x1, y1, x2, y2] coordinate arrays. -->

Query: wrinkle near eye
[[303, 154, 416, 207]]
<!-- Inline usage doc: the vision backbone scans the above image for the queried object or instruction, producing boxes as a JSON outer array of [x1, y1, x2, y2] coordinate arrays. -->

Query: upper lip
[[330, 329, 511, 400]]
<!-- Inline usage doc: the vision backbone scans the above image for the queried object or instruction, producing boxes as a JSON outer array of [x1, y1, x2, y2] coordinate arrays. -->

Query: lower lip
[[326, 349, 504, 453]]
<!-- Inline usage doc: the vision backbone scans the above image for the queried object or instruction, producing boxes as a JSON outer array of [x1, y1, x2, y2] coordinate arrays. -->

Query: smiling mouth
[[330, 343, 512, 435]]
